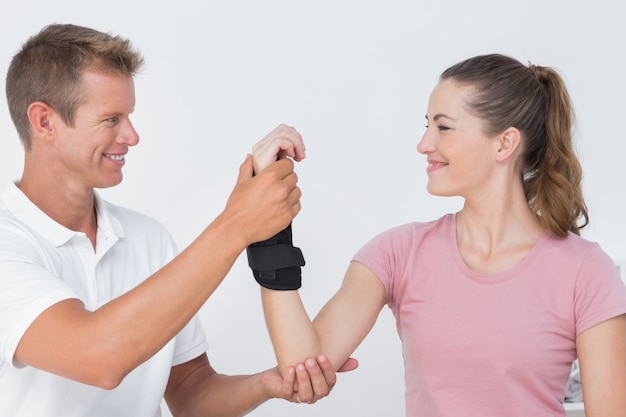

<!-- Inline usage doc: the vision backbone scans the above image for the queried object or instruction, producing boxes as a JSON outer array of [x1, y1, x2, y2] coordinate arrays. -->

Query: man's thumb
[[237, 154, 254, 184]]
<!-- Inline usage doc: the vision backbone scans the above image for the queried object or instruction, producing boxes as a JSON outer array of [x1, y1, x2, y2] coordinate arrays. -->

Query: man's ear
[[27, 101, 56, 141], [495, 127, 522, 162]]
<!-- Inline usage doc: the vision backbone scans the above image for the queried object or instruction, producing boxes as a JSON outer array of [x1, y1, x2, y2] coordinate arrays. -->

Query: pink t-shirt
[[353, 214, 626, 417]]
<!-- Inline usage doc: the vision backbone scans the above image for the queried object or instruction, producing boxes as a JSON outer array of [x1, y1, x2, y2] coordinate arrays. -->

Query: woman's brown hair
[[441, 54, 588, 237]]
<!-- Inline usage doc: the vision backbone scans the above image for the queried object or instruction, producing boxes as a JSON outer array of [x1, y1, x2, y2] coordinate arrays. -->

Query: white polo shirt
[[0, 182, 208, 417]]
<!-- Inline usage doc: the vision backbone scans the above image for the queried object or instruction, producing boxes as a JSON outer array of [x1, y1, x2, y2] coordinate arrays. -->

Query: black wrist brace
[[246, 223, 305, 290]]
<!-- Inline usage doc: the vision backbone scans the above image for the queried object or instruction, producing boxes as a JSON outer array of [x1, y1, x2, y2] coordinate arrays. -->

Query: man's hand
[[165, 354, 356, 416], [221, 154, 301, 246], [252, 124, 306, 174], [261, 355, 359, 404]]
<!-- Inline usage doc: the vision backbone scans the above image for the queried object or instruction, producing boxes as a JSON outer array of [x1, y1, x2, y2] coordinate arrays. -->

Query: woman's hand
[[251, 124, 306, 174]]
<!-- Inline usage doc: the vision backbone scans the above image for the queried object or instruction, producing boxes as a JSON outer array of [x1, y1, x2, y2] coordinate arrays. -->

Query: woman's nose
[[416, 129, 432, 154]]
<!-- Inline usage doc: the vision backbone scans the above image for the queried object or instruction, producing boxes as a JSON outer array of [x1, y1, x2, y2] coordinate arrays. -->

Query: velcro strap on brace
[[246, 244, 305, 271], [246, 224, 305, 290]]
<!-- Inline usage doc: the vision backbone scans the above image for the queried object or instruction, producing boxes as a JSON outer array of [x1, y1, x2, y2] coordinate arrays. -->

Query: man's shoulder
[[95, 201, 178, 259], [103, 201, 167, 233], [103, 200, 161, 224]]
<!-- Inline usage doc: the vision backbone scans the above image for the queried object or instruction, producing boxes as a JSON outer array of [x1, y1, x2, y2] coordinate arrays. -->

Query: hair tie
[[528, 63, 541, 80]]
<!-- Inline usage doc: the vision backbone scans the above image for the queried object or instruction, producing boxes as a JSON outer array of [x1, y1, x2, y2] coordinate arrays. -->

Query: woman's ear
[[27, 101, 56, 142], [495, 127, 522, 162]]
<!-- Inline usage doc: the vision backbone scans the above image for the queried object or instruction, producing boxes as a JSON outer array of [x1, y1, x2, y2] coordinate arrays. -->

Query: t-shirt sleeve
[[0, 226, 79, 366], [574, 243, 626, 336], [170, 315, 209, 366], [352, 225, 410, 305]]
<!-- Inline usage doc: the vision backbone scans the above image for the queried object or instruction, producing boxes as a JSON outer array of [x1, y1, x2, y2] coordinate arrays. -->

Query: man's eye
[[106, 116, 119, 124]]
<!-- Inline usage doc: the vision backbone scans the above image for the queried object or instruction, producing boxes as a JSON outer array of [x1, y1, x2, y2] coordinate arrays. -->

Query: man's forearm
[[169, 371, 270, 417]]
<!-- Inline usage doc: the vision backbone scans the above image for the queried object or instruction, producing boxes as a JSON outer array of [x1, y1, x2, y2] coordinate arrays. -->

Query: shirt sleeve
[[170, 314, 209, 367], [353, 230, 393, 297], [0, 225, 78, 366], [574, 243, 626, 336]]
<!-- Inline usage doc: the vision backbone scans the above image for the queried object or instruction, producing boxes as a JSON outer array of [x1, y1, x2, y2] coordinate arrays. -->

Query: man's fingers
[[294, 362, 314, 403], [266, 157, 295, 179], [307, 357, 333, 400]]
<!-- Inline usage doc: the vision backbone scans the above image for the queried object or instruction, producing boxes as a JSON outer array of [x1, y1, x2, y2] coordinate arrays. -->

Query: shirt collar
[[1, 182, 124, 247]]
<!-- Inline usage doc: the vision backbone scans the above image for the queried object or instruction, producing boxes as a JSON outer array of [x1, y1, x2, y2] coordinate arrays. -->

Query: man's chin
[[95, 176, 124, 189]]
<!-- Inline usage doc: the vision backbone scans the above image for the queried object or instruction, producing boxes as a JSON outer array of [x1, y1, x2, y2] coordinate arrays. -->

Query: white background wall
[[1, 1, 624, 416]]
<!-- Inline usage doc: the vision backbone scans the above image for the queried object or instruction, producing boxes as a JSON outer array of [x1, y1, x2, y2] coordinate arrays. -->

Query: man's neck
[[18, 172, 99, 248]]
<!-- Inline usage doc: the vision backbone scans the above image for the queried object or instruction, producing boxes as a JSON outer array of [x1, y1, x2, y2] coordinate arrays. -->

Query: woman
[[249, 54, 626, 416]]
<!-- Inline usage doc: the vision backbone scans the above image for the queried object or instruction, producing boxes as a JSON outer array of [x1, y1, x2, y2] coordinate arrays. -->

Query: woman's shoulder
[[537, 231, 617, 280], [544, 230, 609, 260], [356, 214, 453, 259], [374, 213, 452, 240]]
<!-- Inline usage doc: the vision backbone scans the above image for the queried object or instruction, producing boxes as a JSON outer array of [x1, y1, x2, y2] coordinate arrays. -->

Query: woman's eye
[[438, 125, 450, 131]]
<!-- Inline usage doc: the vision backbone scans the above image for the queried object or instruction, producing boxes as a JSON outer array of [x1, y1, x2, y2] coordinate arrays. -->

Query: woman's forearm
[[261, 288, 322, 375]]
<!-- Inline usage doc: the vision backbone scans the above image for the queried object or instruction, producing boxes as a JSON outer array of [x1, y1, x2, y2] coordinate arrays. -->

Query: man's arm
[[164, 353, 340, 417], [14, 129, 303, 388]]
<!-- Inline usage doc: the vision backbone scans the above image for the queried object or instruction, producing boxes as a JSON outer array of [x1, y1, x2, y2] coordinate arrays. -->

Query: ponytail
[[524, 65, 588, 236]]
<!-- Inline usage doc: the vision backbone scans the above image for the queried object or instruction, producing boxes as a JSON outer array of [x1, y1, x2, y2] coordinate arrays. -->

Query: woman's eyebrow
[[425, 113, 456, 122]]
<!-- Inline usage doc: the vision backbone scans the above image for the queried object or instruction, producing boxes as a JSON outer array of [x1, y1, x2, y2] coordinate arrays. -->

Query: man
[[0, 23, 350, 416]]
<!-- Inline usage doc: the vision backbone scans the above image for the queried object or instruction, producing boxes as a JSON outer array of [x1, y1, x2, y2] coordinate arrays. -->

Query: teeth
[[105, 154, 125, 161]]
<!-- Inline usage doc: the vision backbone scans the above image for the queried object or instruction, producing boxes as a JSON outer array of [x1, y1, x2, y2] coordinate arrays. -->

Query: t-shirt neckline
[[446, 212, 551, 283]]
